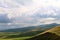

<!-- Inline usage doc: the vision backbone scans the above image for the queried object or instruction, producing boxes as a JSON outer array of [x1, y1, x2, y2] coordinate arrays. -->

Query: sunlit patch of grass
[[0, 37, 31, 40]]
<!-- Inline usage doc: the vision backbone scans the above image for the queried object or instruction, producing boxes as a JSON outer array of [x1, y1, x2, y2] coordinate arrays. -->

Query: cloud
[[0, 0, 60, 28], [0, 13, 11, 23]]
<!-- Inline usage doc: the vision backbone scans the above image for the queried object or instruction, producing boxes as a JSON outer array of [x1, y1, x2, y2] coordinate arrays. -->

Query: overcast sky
[[0, 0, 60, 29]]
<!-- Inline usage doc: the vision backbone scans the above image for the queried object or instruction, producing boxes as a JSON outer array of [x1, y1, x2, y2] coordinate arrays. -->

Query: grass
[[0, 37, 31, 40], [26, 26, 60, 40]]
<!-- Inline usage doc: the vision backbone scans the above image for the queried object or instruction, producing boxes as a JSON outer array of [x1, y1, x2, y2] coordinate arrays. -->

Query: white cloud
[[0, 0, 60, 28]]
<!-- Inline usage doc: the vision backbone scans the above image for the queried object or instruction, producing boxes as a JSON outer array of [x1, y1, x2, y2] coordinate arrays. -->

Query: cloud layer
[[0, 0, 60, 29]]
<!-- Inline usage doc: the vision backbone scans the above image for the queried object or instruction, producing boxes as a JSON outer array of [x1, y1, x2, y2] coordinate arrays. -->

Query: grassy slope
[[47, 26, 60, 36], [39, 26, 60, 35], [27, 26, 60, 40], [0, 32, 31, 40], [0, 24, 59, 40]]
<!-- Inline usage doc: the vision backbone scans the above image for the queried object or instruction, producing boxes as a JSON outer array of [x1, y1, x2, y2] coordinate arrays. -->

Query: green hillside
[[26, 26, 60, 40], [0, 24, 59, 40]]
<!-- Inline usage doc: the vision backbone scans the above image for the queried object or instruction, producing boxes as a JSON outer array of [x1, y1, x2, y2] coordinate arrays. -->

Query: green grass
[[0, 37, 31, 40], [27, 26, 60, 40]]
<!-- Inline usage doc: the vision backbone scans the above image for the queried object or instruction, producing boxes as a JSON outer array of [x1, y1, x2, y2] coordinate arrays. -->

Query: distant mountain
[[0, 23, 59, 32], [0, 26, 36, 32], [26, 26, 60, 40], [0, 23, 59, 38], [17, 23, 60, 37]]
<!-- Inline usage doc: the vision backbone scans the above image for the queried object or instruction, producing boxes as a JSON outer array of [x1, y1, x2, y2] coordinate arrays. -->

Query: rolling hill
[[0, 23, 58, 32], [26, 26, 60, 40], [0, 23, 59, 39], [0, 23, 59, 38]]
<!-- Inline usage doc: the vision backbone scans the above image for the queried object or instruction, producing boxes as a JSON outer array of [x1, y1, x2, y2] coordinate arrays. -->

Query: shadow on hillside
[[26, 32, 60, 40]]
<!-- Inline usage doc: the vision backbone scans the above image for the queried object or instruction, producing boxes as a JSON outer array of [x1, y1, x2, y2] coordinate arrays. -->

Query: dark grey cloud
[[0, 14, 11, 23]]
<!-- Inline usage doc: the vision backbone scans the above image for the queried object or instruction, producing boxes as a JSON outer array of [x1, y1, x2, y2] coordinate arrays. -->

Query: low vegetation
[[27, 26, 60, 40], [0, 24, 59, 40]]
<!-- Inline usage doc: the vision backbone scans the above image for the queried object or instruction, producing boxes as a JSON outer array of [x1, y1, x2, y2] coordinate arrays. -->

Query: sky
[[0, 0, 60, 29]]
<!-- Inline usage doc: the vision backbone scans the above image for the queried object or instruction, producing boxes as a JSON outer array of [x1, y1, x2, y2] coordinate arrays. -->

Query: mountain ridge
[[0, 23, 59, 32]]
